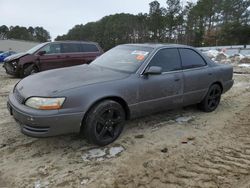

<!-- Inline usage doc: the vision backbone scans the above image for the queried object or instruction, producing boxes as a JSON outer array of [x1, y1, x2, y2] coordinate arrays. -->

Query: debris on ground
[[134, 134, 144, 139]]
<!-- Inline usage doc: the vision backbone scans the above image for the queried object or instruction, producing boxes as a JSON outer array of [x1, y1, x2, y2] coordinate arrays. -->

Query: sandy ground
[[0, 65, 250, 188]]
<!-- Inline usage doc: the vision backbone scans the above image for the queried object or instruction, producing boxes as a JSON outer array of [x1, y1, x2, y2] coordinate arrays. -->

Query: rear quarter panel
[[211, 63, 234, 93]]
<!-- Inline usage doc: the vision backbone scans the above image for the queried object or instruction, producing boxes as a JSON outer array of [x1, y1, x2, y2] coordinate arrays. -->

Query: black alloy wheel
[[83, 100, 125, 146], [199, 84, 222, 112]]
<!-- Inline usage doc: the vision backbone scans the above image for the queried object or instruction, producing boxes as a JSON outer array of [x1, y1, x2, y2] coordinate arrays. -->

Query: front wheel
[[82, 100, 126, 146], [22, 64, 39, 77], [199, 84, 222, 112]]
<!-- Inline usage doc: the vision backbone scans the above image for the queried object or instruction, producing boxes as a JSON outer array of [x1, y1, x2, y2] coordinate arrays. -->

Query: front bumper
[[3, 62, 19, 76], [7, 93, 84, 137]]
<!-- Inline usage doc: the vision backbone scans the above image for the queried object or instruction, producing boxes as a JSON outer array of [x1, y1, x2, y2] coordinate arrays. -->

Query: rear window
[[82, 44, 99, 52], [179, 48, 206, 69]]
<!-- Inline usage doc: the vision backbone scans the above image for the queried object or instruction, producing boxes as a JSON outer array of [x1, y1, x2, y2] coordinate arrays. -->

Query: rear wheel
[[82, 100, 125, 146], [199, 84, 222, 112]]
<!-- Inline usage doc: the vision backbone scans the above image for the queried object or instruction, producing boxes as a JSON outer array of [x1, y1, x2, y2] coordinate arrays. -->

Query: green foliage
[[55, 0, 250, 49], [0, 25, 9, 39], [56, 13, 148, 50], [0, 25, 51, 42]]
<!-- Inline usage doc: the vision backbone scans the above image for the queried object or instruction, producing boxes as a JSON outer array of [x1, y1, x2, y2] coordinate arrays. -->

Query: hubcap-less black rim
[[95, 108, 123, 140], [31, 68, 38, 74], [207, 87, 221, 109]]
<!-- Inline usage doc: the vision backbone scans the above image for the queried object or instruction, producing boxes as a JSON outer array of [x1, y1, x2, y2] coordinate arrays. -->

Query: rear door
[[179, 48, 213, 105], [138, 48, 184, 114]]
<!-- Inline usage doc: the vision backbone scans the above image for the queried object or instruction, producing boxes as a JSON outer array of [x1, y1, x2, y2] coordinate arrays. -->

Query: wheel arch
[[20, 62, 39, 77], [80, 96, 130, 132], [22, 62, 39, 70], [211, 81, 223, 93], [200, 81, 223, 103]]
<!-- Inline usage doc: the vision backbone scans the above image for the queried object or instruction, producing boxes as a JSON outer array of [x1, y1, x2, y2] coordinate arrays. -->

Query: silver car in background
[[7, 44, 234, 146]]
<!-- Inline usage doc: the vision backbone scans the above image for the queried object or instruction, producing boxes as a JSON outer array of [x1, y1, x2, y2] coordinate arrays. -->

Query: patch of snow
[[176, 116, 194, 124], [108, 146, 124, 157], [34, 181, 41, 188], [237, 54, 245, 59], [82, 148, 107, 161], [239, 56, 250, 64], [34, 180, 49, 188], [203, 50, 219, 59], [239, 64, 250, 68], [215, 52, 229, 61], [81, 145, 125, 161], [81, 178, 90, 185]]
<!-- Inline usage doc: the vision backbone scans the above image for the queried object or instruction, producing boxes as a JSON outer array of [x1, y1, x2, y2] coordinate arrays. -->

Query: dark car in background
[[7, 44, 234, 146], [0, 51, 16, 62], [3, 41, 103, 77]]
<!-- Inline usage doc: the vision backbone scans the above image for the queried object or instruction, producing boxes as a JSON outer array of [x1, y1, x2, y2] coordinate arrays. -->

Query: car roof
[[52, 41, 99, 45], [122, 43, 192, 49]]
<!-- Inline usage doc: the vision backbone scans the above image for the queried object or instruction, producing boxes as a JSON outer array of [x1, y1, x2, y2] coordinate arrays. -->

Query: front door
[[36, 43, 65, 71], [138, 48, 184, 115]]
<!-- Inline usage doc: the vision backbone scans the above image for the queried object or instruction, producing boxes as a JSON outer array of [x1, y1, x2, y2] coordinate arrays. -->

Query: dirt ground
[[0, 65, 250, 188]]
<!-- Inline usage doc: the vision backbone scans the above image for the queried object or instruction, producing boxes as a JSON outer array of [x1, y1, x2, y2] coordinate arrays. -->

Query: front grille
[[14, 89, 25, 104]]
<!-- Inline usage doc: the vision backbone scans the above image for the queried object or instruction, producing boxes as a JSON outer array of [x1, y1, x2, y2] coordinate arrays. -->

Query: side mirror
[[144, 66, 162, 75], [38, 50, 46, 56]]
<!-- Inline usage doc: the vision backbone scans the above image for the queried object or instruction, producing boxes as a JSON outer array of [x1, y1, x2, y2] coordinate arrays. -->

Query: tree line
[[0, 25, 51, 42], [56, 0, 250, 51]]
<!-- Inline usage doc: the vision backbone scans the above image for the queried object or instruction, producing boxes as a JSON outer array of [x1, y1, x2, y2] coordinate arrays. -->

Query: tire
[[199, 84, 222, 112], [22, 64, 39, 77], [82, 100, 126, 146]]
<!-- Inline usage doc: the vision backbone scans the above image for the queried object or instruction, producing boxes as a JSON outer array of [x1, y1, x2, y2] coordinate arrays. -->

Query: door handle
[[174, 78, 180, 82], [208, 73, 212, 76]]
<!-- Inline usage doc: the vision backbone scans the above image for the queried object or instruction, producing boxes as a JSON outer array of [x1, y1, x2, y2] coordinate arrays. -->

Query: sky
[[0, 0, 193, 40]]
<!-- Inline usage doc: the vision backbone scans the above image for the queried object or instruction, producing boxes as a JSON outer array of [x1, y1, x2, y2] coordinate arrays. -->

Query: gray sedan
[[7, 44, 234, 146]]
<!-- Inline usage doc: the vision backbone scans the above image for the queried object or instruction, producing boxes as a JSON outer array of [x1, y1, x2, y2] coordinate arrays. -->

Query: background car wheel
[[82, 100, 126, 146], [199, 84, 222, 112]]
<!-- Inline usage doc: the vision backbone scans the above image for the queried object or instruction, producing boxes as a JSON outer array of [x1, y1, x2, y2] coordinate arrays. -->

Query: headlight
[[12, 61, 18, 68], [25, 97, 65, 110]]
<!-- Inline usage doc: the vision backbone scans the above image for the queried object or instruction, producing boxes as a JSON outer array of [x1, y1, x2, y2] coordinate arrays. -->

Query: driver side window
[[39, 43, 61, 54], [149, 48, 181, 72]]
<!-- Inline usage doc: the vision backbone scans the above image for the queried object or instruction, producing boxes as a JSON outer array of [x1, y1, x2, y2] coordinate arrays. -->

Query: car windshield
[[26, 43, 47, 54], [91, 45, 153, 73]]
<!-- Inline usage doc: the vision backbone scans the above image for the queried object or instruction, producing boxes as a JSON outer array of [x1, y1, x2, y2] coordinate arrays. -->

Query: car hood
[[16, 65, 129, 98], [4, 52, 28, 62]]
